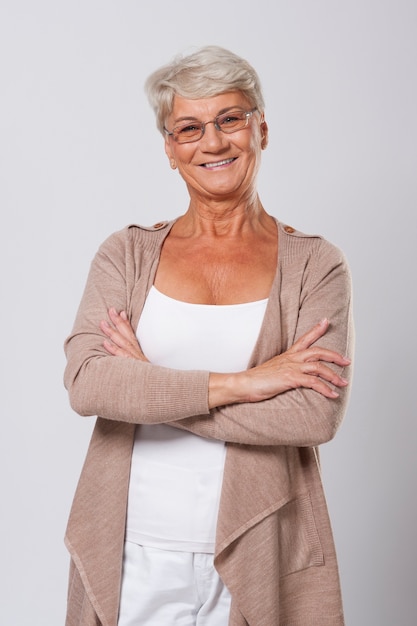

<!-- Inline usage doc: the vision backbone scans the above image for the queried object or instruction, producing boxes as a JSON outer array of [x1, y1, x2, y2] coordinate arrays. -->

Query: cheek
[[164, 139, 174, 162], [171, 145, 195, 166], [236, 123, 262, 156], [249, 126, 263, 150], [246, 134, 263, 164]]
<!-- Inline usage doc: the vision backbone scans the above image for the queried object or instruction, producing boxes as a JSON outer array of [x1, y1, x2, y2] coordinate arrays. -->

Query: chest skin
[[153, 230, 278, 305]]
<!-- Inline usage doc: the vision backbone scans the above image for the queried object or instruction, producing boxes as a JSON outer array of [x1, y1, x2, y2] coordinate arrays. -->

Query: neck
[[174, 194, 274, 238]]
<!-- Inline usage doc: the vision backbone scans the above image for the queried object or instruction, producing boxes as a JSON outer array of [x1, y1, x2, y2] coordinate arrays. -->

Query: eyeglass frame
[[163, 108, 258, 144]]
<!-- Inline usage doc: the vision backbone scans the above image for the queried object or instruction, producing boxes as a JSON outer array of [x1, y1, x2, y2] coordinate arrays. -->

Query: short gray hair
[[145, 46, 265, 135]]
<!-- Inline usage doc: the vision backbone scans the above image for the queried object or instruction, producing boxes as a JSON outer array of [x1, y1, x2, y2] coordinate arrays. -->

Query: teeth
[[203, 158, 234, 168]]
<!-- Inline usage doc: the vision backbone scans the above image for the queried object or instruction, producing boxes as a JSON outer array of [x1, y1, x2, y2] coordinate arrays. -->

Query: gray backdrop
[[1, 1, 416, 624]]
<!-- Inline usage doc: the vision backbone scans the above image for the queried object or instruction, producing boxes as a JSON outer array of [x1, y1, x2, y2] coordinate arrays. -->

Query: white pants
[[118, 542, 232, 625]]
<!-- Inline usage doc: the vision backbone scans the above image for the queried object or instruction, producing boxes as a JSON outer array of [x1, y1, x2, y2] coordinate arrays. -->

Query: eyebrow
[[172, 106, 245, 125]]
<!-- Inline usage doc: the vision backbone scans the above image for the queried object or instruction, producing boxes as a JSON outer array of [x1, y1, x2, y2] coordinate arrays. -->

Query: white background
[[1, 1, 416, 624]]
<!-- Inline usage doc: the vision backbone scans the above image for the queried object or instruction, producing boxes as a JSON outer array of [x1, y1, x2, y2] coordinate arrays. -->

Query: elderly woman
[[64, 46, 353, 626]]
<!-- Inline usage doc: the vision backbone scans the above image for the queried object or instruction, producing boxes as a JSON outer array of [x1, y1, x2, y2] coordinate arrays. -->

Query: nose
[[200, 121, 227, 149]]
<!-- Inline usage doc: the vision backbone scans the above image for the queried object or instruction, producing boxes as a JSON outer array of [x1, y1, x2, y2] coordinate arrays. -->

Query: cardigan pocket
[[278, 493, 324, 577]]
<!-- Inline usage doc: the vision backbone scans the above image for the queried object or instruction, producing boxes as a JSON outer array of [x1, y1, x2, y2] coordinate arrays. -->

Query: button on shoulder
[[152, 221, 168, 230]]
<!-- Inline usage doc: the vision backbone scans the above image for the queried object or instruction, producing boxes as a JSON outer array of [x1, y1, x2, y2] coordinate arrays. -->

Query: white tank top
[[125, 286, 268, 552]]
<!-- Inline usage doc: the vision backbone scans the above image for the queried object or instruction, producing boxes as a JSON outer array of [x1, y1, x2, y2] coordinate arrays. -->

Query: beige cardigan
[[64, 219, 354, 626]]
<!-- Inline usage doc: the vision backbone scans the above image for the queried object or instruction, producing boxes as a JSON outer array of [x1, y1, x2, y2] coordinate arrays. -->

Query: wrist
[[208, 372, 244, 409]]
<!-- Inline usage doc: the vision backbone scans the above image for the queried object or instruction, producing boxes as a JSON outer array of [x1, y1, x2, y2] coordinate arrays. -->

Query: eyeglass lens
[[172, 110, 252, 143]]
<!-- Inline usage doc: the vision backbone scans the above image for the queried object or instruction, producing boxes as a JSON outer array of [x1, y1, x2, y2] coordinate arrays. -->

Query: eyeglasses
[[164, 108, 257, 144]]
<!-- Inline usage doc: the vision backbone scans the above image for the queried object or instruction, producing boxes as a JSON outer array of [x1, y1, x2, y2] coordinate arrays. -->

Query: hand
[[209, 319, 351, 407], [100, 308, 148, 361]]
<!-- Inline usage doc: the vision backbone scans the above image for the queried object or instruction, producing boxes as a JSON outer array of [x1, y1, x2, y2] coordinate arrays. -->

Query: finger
[[100, 319, 114, 339], [108, 308, 136, 342], [303, 361, 349, 387], [101, 319, 148, 361], [288, 319, 329, 354], [100, 319, 133, 351], [300, 374, 341, 398], [103, 309, 138, 351], [303, 347, 351, 367], [103, 338, 125, 356]]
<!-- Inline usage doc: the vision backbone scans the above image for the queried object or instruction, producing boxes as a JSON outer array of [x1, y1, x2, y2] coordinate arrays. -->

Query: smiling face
[[164, 92, 268, 206]]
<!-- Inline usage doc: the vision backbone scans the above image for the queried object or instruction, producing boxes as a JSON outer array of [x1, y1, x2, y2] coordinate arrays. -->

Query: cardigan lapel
[[65, 418, 135, 625]]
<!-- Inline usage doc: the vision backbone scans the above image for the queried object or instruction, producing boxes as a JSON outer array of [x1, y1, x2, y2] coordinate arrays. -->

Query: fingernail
[[121, 311, 127, 320]]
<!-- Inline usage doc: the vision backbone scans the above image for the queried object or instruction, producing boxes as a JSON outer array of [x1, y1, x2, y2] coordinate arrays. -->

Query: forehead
[[169, 91, 251, 123]]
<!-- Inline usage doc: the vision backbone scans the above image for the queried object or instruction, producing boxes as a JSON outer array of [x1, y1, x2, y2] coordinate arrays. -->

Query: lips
[[201, 158, 236, 169]]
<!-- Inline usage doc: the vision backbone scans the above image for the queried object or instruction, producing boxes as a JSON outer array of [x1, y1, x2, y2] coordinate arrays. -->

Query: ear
[[260, 119, 269, 150], [164, 139, 177, 169]]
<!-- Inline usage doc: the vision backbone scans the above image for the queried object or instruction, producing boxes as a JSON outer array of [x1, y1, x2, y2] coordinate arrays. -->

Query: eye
[[176, 123, 203, 136], [218, 111, 246, 128]]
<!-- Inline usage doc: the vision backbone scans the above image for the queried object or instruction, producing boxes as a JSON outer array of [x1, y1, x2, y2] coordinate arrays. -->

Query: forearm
[[173, 243, 354, 446], [63, 229, 211, 424], [64, 341, 210, 423], [66, 229, 353, 444], [172, 372, 352, 447], [173, 332, 353, 447]]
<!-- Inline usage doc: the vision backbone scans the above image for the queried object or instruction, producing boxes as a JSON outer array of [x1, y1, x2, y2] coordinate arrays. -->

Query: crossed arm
[[65, 230, 353, 447], [101, 310, 349, 407], [100, 308, 352, 447]]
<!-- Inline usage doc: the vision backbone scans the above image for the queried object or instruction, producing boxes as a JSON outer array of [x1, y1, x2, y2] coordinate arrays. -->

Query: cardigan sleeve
[[65, 229, 353, 447], [64, 229, 211, 423], [173, 239, 354, 447]]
